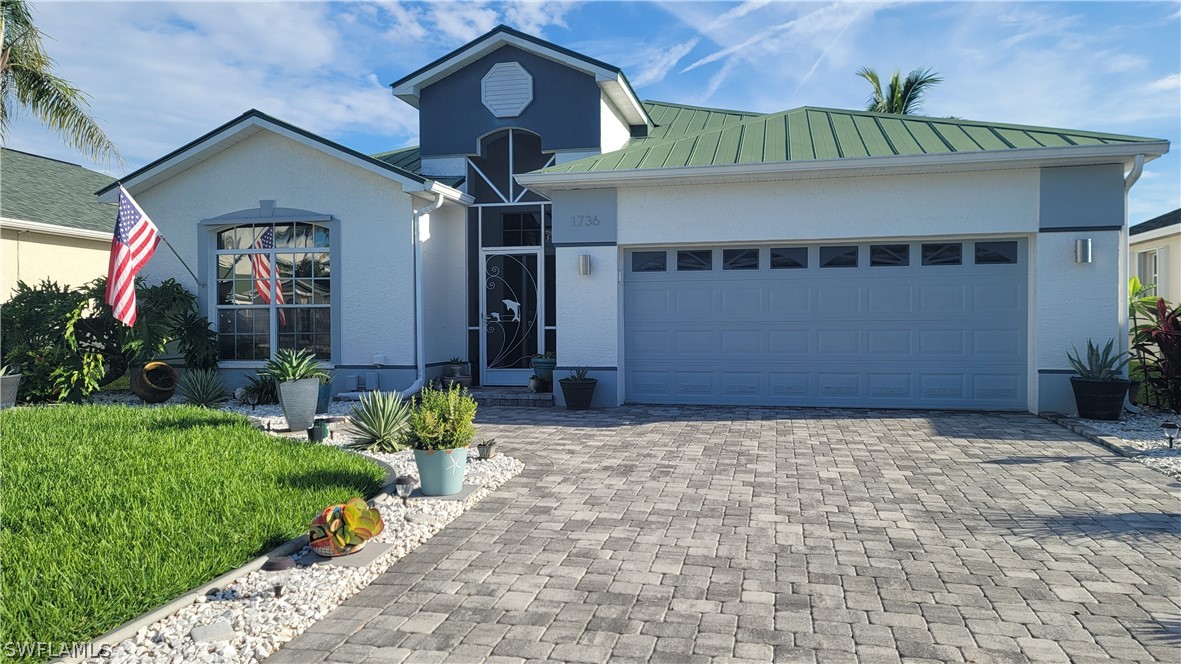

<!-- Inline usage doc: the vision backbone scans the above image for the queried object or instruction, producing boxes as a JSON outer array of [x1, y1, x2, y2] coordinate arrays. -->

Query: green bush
[[240, 374, 280, 405], [0, 405, 384, 660], [404, 385, 477, 451]]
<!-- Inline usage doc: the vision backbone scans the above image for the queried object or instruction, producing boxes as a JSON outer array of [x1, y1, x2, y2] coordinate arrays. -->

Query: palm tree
[[1, 0, 121, 166], [855, 67, 943, 116]]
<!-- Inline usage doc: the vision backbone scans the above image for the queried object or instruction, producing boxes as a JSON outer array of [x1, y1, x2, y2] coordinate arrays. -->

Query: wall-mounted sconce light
[[578, 254, 592, 276], [1075, 238, 1092, 264]]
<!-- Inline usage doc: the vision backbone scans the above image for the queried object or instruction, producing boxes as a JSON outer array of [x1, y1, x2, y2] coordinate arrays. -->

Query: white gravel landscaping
[[1075, 409, 1181, 479], [82, 391, 524, 664]]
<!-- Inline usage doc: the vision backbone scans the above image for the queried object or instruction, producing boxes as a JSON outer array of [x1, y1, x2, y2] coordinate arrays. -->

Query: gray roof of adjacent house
[[1, 148, 115, 233], [1130, 208, 1180, 235]]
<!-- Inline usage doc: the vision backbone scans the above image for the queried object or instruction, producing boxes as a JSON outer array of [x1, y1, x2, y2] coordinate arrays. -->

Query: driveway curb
[[1040, 411, 1149, 459]]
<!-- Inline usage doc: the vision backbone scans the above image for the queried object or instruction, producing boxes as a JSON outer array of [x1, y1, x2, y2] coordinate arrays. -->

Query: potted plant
[[559, 366, 597, 410], [531, 352, 556, 383], [0, 365, 21, 408], [1067, 339, 1131, 421], [477, 437, 498, 459], [263, 349, 328, 431], [308, 497, 385, 557], [442, 357, 472, 389], [316, 371, 337, 414], [405, 385, 477, 496]]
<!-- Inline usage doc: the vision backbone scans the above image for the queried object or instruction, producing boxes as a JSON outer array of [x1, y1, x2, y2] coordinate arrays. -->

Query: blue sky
[[8, 1, 1180, 221]]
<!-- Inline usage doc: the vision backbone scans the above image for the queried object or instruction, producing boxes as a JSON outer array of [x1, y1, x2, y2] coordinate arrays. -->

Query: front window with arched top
[[214, 222, 331, 360]]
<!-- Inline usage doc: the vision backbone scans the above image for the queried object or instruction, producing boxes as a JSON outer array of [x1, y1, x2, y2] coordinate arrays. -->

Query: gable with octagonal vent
[[481, 62, 533, 118]]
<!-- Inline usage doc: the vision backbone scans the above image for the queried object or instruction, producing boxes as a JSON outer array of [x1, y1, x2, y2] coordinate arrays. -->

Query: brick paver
[[272, 407, 1181, 663]]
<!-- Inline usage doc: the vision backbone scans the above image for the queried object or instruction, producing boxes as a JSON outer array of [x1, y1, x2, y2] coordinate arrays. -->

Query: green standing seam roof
[[0, 148, 116, 233], [533, 105, 1165, 175], [369, 146, 466, 189]]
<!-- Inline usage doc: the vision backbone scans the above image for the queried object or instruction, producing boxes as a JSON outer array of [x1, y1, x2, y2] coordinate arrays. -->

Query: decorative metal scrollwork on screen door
[[484, 253, 538, 369]]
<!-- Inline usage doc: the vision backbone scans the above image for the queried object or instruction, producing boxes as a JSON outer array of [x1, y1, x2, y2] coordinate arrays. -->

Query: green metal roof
[[1, 148, 115, 233], [370, 146, 465, 188], [642, 101, 763, 142], [535, 106, 1166, 174]]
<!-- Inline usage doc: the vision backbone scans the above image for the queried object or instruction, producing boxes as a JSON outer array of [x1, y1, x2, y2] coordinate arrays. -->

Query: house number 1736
[[571, 215, 601, 227]]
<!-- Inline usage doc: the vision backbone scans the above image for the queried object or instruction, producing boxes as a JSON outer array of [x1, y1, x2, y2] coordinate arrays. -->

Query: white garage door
[[623, 239, 1028, 409]]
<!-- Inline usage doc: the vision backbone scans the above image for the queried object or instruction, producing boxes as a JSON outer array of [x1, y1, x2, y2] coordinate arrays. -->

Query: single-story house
[[97, 25, 1170, 415], [1, 148, 115, 300], [1130, 208, 1179, 302]]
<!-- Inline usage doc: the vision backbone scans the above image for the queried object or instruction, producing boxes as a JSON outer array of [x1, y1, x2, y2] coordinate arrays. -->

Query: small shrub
[[1066, 339, 1129, 381], [178, 369, 229, 408], [404, 385, 477, 451], [1132, 297, 1181, 412], [240, 375, 280, 405], [347, 391, 411, 452]]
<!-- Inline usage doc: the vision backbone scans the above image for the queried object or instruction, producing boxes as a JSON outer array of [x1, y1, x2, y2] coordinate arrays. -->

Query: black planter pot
[[1070, 377, 1130, 421], [559, 379, 597, 410]]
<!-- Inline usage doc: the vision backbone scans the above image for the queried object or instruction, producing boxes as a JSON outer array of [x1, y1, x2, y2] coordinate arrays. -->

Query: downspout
[[1119, 154, 1145, 388], [398, 192, 445, 399]]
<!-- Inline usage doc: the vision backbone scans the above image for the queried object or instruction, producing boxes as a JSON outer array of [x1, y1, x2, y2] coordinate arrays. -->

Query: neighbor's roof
[[370, 146, 465, 188], [1130, 208, 1180, 235], [531, 105, 1168, 175], [0, 148, 115, 234]]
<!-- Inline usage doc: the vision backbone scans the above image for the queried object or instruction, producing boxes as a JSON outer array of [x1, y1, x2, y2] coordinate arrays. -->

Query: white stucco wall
[[554, 244, 623, 406], [1, 229, 110, 300], [133, 130, 417, 368], [600, 95, 632, 154], [617, 168, 1041, 245], [421, 204, 469, 365]]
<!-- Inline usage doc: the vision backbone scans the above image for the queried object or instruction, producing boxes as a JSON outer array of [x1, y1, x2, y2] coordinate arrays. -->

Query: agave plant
[[347, 390, 412, 452], [1067, 339, 1131, 381], [262, 349, 327, 383], [315, 497, 385, 551], [177, 368, 228, 407]]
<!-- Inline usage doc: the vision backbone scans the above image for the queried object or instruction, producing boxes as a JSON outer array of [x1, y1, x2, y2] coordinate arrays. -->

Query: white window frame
[[208, 219, 336, 367]]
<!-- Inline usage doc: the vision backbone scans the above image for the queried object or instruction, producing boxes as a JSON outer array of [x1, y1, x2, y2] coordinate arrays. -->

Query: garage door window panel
[[677, 250, 713, 271], [771, 247, 808, 269], [974, 241, 1019, 265], [922, 243, 962, 266], [870, 244, 910, 267], [820, 246, 858, 268], [723, 249, 759, 270], [632, 251, 666, 272]]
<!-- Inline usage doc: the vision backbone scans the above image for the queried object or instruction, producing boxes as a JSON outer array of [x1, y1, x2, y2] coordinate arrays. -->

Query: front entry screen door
[[482, 252, 540, 384]]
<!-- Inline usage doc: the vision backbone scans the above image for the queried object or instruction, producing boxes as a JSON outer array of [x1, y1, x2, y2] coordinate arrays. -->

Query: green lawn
[[0, 405, 384, 659]]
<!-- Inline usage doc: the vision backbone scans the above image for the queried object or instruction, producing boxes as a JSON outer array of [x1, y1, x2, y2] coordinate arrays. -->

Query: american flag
[[105, 186, 161, 326], [252, 227, 286, 325]]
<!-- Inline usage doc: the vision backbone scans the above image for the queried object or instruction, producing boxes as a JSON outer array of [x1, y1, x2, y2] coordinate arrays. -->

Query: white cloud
[[1146, 73, 1181, 93], [630, 37, 700, 87]]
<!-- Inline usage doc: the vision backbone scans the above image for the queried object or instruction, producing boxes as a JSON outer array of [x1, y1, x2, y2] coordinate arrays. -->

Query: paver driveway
[[273, 407, 1181, 664]]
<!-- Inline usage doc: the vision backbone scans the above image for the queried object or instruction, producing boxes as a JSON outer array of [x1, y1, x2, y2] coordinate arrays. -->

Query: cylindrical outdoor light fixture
[[578, 254, 592, 276], [1075, 238, 1092, 264]]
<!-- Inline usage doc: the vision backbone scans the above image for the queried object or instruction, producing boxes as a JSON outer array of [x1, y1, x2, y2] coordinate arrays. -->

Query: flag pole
[[159, 234, 205, 287]]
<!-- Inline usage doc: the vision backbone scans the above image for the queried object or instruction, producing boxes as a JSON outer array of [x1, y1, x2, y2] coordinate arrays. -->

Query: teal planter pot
[[413, 448, 468, 496], [316, 382, 332, 414]]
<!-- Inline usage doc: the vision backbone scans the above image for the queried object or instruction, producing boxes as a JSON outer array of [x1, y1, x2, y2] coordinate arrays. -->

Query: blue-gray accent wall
[[1038, 164, 1125, 231], [550, 189, 618, 245], [419, 45, 601, 157]]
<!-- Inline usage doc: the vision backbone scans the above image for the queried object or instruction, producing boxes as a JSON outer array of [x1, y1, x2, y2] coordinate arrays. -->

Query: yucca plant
[[309, 497, 385, 556], [177, 369, 228, 408], [346, 391, 412, 452], [1067, 339, 1131, 381], [262, 349, 327, 383]]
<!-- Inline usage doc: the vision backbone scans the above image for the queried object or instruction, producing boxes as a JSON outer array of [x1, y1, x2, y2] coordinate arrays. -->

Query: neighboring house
[[98, 25, 1170, 415], [1, 148, 115, 300], [1130, 208, 1179, 302]]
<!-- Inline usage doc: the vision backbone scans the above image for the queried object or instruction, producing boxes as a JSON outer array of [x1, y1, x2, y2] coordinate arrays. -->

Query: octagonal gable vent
[[481, 62, 533, 118]]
